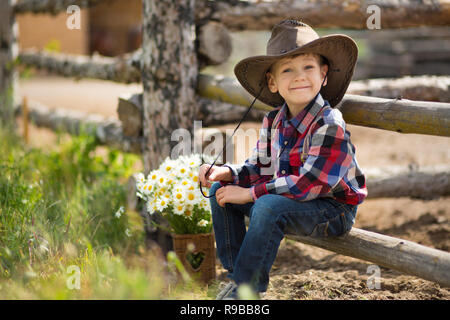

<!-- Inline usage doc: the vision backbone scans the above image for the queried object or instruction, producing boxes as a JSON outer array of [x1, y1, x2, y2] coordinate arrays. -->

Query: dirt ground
[[19, 74, 450, 300]]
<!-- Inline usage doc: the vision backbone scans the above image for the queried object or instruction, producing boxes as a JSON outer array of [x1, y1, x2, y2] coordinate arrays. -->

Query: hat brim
[[234, 34, 358, 107]]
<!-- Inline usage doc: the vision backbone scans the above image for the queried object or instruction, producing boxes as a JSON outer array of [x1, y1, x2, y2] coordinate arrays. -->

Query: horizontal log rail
[[15, 98, 142, 154], [340, 94, 450, 136], [288, 227, 450, 287], [198, 74, 450, 137], [365, 165, 450, 200], [13, 0, 104, 14], [196, 0, 450, 30], [18, 49, 141, 83], [348, 75, 450, 103]]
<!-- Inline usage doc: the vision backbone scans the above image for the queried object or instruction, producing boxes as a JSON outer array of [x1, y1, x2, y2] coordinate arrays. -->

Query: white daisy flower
[[185, 189, 198, 206], [197, 219, 209, 227], [115, 206, 125, 218], [177, 166, 190, 178], [180, 178, 191, 188], [161, 159, 176, 175], [142, 181, 155, 195], [173, 203, 185, 215], [173, 187, 186, 203], [134, 172, 145, 184], [147, 170, 160, 184], [146, 201, 157, 215], [156, 198, 169, 212], [183, 204, 194, 219]]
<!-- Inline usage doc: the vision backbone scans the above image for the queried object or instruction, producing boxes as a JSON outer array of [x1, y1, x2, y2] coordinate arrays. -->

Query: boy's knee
[[251, 195, 282, 220]]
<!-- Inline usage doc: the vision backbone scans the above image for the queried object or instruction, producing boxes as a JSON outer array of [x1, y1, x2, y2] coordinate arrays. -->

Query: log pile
[[366, 27, 450, 78]]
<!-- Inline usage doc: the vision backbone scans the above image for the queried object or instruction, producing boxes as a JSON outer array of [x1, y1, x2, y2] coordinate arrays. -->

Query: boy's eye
[[304, 65, 314, 70], [281, 68, 292, 73]]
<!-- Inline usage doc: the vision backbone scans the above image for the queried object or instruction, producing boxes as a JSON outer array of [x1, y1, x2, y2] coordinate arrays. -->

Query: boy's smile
[[266, 54, 328, 119]]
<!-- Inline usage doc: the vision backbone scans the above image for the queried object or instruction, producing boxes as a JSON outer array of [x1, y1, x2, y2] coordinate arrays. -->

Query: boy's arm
[[219, 111, 276, 187], [250, 109, 360, 202]]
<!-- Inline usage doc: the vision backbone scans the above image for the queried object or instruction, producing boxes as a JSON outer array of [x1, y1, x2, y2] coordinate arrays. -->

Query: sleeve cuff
[[252, 183, 269, 200], [221, 164, 239, 184]]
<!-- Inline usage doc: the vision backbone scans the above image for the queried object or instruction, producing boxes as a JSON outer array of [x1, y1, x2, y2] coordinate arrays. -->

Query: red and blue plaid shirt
[[220, 94, 367, 205]]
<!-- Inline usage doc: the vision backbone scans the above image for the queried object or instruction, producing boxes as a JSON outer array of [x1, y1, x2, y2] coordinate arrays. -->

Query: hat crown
[[266, 20, 319, 55]]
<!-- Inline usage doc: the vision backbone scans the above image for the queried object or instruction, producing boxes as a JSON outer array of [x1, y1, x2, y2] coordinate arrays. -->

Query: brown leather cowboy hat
[[234, 19, 358, 107]]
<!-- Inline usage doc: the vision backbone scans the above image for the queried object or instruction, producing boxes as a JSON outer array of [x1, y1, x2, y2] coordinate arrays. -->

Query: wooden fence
[[1, 0, 450, 287]]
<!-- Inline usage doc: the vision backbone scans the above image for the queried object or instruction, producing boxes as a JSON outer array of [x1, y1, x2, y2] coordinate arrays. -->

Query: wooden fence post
[[0, 0, 18, 128], [141, 0, 198, 252]]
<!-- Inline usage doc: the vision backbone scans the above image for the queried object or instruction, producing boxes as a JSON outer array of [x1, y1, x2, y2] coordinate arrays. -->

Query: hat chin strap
[[199, 85, 264, 198]]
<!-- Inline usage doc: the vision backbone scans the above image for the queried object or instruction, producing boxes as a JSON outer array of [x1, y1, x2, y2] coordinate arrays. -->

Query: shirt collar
[[277, 93, 328, 135]]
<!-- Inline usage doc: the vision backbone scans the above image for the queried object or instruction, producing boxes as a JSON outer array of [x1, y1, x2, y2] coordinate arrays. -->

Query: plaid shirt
[[220, 94, 367, 205]]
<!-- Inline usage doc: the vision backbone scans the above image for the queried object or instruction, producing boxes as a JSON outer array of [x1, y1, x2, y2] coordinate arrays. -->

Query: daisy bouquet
[[135, 154, 214, 234]]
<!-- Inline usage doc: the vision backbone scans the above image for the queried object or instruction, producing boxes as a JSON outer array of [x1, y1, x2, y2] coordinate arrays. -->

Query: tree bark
[[0, 0, 18, 128], [141, 0, 198, 252], [196, 0, 450, 31]]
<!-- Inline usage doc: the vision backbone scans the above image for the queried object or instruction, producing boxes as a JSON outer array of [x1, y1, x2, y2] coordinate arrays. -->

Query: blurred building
[[17, 0, 142, 56]]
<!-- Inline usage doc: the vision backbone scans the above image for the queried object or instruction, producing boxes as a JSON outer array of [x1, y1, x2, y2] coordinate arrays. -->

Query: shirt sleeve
[[219, 112, 276, 188], [251, 111, 353, 201]]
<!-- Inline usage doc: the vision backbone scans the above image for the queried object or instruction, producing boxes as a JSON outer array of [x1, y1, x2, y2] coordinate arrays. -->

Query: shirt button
[[284, 141, 288, 145], [281, 170, 286, 174]]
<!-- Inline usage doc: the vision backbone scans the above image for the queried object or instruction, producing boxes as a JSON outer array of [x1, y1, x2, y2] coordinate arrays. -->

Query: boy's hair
[[268, 53, 329, 74]]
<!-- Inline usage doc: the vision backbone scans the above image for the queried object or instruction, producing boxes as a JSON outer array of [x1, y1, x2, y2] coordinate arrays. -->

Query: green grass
[[0, 127, 208, 299]]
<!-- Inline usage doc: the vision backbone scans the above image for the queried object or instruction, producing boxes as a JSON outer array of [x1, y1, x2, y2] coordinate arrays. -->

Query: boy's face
[[266, 53, 328, 113]]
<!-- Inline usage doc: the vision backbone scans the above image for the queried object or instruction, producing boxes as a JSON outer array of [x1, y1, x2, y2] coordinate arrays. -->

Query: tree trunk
[[141, 0, 198, 252], [0, 0, 18, 128]]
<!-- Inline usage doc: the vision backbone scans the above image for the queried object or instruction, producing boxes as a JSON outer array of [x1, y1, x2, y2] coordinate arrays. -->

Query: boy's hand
[[215, 185, 254, 207], [199, 164, 233, 188]]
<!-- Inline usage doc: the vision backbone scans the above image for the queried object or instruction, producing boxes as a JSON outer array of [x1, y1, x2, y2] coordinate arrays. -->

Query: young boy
[[199, 20, 367, 299]]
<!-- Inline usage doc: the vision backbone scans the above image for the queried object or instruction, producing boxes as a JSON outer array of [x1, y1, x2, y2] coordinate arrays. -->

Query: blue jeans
[[209, 182, 357, 292]]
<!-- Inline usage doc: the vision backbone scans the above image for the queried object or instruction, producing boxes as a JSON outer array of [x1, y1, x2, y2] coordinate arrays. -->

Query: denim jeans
[[209, 182, 357, 293]]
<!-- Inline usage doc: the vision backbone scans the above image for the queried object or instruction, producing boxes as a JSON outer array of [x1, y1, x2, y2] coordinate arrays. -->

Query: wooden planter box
[[172, 233, 216, 284]]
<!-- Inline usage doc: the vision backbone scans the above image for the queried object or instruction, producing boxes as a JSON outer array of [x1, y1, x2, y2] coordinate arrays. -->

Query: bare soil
[[19, 74, 450, 299]]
